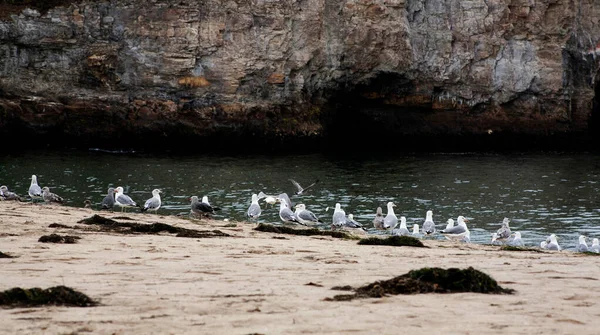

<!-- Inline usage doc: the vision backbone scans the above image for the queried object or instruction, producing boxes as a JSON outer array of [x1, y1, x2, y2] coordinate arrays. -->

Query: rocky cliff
[[1, 0, 599, 151]]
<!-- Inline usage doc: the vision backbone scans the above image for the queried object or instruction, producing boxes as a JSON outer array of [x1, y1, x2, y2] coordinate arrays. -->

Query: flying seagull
[[289, 178, 320, 195]]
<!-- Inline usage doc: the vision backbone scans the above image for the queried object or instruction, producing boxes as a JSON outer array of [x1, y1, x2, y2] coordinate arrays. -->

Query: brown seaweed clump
[[77, 215, 230, 238], [0, 251, 16, 258], [325, 267, 514, 301], [358, 235, 427, 248], [254, 223, 353, 239], [38, 234, 81, 244], [500, 245, 545, 253], [0, 286, 98, 308]]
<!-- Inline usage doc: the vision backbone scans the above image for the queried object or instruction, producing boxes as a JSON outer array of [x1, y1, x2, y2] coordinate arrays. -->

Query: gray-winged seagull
[[141, 189, 162, 213], [114, 186, 138, 212], [28, 174, 42, 203]]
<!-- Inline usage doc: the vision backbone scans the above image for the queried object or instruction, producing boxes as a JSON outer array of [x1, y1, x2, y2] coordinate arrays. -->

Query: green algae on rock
[[0, 286, 98, 308], [358, 235, 427, 248], [325, 267, 514, 301]]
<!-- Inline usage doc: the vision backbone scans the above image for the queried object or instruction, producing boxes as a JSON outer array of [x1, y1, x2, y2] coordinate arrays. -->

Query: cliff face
[[0, 0, 599, 150]]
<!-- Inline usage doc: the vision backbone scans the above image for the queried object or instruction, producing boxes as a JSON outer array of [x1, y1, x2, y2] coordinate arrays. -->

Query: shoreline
[[1, 201, 599, 334]]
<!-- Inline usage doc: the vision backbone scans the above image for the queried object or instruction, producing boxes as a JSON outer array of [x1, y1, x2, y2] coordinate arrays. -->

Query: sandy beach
[[1, 201, 599, 334]]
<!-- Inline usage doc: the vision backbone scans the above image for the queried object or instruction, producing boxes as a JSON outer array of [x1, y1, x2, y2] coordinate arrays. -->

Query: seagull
[[576, 235, 589, 252], [247, 193, 261, 220], [373, 207, 385, 229], [294, 204, 322, 225], [412, 224, 421, 237], [507, 232, 524, 247], [190, 195, 218, 217], [0, 185, 24, 201], [289, 178, 319, 195], [114, 186, 138, 212], [141, 189, 162, 213], [494, 218, 512, 244], [28, 174, 43, 203], [83, 199, 93, 209], [383, 202, 398, 230], [591, 238, 600, 253], [278, 193, 293, 209], [257, 192, 277, 208], [461, 230, 471, 243], [332, 203, 347, 229], [445, 219, 455, 230], [422, 210, 436, 235], [101, 187, 115, 210], [201, 196, 221, 212], [278, 197, 301, 224], [392, 216, 410, 236], [42, 186, 64, 204], [344, 214, 364, 229], [546, 234, 561, 251], [540, 240, 548, 249], [439, 216, 469, 241]]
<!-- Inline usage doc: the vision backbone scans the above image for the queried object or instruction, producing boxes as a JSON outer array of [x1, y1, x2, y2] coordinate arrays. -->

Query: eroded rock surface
[[0, 0, 599, 149]]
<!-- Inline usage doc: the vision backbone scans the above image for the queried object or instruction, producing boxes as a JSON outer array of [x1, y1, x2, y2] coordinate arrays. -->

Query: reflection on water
[[1, 149, 600, 250]]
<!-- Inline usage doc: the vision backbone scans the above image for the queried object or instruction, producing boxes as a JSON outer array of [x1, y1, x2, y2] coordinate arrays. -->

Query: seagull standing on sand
[[383, 202, 398, 230], [101, 187, 115, 210], [141, 189, 162, 213], [0, 186, 23, 201], [294, 204, 321, 225], [576, 235, 589, 252], [332, 203, 347, 228], [439, 216, 469, 241], [278, 197, 301, 224], [507, 232, 524, 247], [546, 234, 561, 251], [492, 218, 512, 244], [422, 210, 436, 235], [190, 195, 219, 217], [201, 196, 221, 213], [114, 186, 138, 212], [28, 174, 43, 203], [42, 186, 64, 204], [289, 179, 319, 195], [344, 214, 364, 229], [540, 241, 548, 249], [590, 238, 600, 253], [392, 216, 410, 236], [247, 193, 261, 220], [412, 224, 421, 237], [373, 207, 385, 229]]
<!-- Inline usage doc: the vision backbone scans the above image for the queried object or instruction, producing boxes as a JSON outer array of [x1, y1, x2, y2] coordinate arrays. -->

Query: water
[[1, 149, 600, 250]]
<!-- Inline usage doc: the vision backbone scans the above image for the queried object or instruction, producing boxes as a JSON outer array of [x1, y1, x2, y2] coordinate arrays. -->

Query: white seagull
[[439, 216, 469, 241], [412, 224, 421, 238], [422, 210, 436, 235], [546, 234, 561, 251], [278, 197, 300, 224], [141, 189, 162, 213], [332, 203, 347, 228], [392, 216, 410, 236], [114, 186, 138, 212], [294, 204, 321, 225], [507, 231, 524, 247], [247, 193, 261, 220], [28, 174, 43, 203], [576, 235, 589, 253], [590, 238, 600, 253], [383, 202, 398, 230]]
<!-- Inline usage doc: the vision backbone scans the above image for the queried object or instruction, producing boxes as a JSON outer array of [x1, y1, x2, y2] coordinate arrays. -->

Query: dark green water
[[1, 149, 600, 250]]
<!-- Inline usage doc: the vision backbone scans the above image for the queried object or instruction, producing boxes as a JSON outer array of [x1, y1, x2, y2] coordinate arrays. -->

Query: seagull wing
[[289, 179, 303, 193]]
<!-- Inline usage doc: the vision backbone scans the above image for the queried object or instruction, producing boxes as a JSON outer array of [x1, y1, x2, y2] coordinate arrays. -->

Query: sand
[[1, 201, 599, 334]]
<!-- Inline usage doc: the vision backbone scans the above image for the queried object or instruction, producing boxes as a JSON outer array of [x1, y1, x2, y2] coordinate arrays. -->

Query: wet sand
[[1, 201, 599, 334]]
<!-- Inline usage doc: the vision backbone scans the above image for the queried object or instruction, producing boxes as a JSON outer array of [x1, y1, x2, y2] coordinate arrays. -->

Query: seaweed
[[38, 234, 80, 244], [325, 267, 514, 301], [254, 223, 353, 239], [0, 251, 15, 258], [500, 246, 545, 253], [0, 286, 98, 308], [48, 223, 73, 228], [357, 235, 427, 248], [580, 251, 600, 256], [77, 215, 230, 238]]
